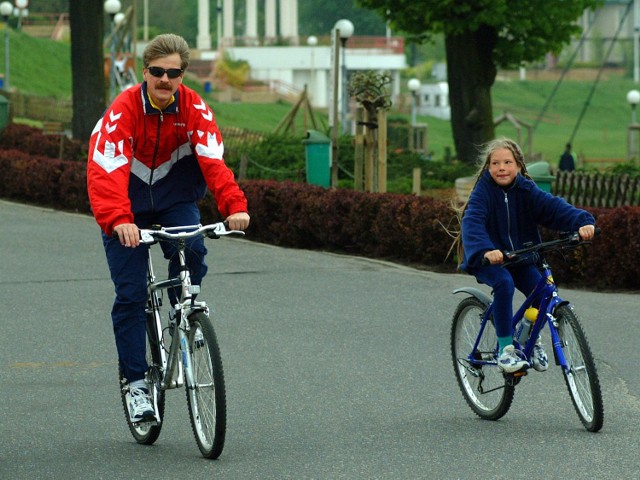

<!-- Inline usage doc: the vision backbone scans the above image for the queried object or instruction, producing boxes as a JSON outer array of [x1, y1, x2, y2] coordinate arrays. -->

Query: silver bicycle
[[119, 222, 243, 459]]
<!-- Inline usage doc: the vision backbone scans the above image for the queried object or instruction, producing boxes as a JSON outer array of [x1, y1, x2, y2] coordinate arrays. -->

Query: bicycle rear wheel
[[451, 297, 514, 420], [119, 312, 166, 445], [185, 311, 226, 459], [554, 305, 603, 432]]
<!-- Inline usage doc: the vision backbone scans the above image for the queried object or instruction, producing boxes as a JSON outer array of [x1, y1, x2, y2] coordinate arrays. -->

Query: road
[[0, 199, 638, 479]]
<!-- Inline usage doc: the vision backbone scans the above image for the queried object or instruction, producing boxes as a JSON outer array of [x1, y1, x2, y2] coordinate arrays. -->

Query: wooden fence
[[553, 171, 640, 208]]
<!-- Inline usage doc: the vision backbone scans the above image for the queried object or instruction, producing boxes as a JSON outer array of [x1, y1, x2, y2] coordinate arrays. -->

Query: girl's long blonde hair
[[448, 137, 532, 266]]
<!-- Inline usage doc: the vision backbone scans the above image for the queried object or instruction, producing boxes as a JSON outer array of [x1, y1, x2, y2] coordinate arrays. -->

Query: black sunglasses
[[147, 66, 184, 79]]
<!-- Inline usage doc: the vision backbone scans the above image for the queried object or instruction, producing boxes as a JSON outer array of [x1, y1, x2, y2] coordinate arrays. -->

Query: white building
[[193, 0, 407, 109], [415, 82, 450, 120]]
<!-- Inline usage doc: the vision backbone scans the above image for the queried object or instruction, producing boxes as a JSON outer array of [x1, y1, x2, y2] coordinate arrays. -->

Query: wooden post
[[364, 109, 376, 192], [377, 109, 387, 193], [354, 107, 364, 191], [238, 153, 248, 180], [412, 167, 421, 196]]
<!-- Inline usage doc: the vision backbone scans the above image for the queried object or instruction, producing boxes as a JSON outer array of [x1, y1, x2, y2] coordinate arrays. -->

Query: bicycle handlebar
[[139, 222, 245, 245], [481, 228, 600, 266]]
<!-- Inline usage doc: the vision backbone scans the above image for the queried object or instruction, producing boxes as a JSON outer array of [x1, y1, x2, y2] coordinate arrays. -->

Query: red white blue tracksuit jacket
[[87, 82, 247, 236], [86, 82, 247, 383]]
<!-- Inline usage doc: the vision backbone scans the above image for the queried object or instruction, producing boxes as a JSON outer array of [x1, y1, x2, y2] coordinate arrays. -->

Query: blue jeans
[[473, 263, 542, 339], [102, 202, 208, 383]]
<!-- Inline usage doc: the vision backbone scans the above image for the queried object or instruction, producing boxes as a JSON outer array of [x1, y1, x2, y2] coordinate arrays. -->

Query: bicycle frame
[[146, 240, 209, 393], [468, 259, 571, 376]]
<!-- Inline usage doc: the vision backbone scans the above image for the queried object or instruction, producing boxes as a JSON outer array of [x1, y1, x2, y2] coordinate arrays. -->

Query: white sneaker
[[497, 345, 529, 373], [194, 329, 205, 349], [126, 386, 155, 423], [532, 342, 549, 372]]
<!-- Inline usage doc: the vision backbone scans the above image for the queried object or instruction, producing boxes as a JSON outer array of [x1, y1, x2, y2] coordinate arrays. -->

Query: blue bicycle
[[451, 232, 604, 432]]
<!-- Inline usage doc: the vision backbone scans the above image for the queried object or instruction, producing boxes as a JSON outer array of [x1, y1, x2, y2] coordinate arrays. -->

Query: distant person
[[559, 143, 575, 172]]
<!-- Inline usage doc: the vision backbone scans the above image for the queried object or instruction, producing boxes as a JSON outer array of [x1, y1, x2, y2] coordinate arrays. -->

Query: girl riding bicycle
[[457, 138, 595, 373]]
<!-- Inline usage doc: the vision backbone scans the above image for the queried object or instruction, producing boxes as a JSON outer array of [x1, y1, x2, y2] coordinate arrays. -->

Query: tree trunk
[[445, 26, 498, 164], [69, 0, 106, 143]]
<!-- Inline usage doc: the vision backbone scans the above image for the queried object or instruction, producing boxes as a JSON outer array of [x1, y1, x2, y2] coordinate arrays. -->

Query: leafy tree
[[357, 0, 603, 163], [69, 0, 106, 143], [298, 0, 386, 36]]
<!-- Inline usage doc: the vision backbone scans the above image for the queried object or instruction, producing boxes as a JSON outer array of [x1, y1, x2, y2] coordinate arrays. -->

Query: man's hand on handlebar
[[226, 212, 250, 231], [113, 223, 140, 248]]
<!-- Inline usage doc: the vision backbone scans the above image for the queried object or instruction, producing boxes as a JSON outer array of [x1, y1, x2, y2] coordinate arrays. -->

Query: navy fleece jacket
[[460, 170, 595, 273]]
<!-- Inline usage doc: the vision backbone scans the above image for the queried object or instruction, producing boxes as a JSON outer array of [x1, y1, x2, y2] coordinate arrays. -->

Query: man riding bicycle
[[87, 33, 249, 423]]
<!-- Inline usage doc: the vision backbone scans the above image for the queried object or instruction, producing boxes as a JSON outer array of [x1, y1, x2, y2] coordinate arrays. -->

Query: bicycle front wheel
[[451, 297, 514, 421], [555, 305, 604, 432], [185, 311, 226, 459]]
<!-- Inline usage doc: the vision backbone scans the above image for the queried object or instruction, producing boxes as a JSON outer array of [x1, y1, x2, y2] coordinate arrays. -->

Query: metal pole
[[216, 0, 222, 48], [110, 22, 116, 101], [4, 26, 8, 91], [635, 0, 639, 82], [340, 39, 348, 134], [411, 92, 417, 126], [331, 29, 340, 187]]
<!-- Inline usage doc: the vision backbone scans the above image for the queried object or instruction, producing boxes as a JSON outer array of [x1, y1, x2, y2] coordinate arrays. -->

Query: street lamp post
[[627, 89, 640, 161], [307, 35, 317, 106], [627, 89, 640, 124], [0, 1, 12, 91], [408, 78, 421, 152], [408, 78, 421, 126], [104, 0, 122, 102], [334, 19, 353, 135], [14, 0, 27, 30]]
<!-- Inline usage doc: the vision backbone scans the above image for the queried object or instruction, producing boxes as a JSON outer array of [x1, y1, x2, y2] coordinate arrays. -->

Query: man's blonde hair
[[143, 33, 190, 70]]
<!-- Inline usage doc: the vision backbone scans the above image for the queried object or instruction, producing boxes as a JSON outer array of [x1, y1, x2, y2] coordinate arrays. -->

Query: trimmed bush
[[1, 143, 638, 290]]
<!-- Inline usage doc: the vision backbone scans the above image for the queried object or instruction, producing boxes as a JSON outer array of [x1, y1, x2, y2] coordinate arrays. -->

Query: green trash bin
[[527, 161, 555, 193], [0, 95, 9, 132], [302, 130, 331, 187]]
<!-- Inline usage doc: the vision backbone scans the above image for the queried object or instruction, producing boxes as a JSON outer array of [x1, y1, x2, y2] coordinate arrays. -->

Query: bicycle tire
[[451, 297, 514, 420], [554, 305, 604, 432], [185, 311, 226, 459], [119, 312, 166, 445]]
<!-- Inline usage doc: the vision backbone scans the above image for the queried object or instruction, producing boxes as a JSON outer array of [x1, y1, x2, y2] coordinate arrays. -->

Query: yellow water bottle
[[524, 307, 539, 323], [515, 308, 539, 345]]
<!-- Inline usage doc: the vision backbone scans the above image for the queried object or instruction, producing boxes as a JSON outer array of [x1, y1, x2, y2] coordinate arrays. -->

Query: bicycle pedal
[[132, 417, 159, 427]]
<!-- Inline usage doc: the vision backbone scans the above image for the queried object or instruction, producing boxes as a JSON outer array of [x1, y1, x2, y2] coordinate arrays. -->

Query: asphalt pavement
[[0, 199, 638, 479]]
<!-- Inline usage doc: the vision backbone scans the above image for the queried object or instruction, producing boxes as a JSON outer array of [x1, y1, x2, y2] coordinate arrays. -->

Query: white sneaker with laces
[[194, 329, 205, 349], [497, 345, 529, 373], [532, 341, 549, 372], [126, 386, 155, 423]]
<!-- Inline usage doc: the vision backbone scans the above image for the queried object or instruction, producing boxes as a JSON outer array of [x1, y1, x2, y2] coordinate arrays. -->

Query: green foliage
[[358, 0, 603, 68], [348, 70, 393, 113]]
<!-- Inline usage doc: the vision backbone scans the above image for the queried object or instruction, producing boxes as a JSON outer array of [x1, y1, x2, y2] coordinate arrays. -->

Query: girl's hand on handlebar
[[483, 249, 504, 265], [113, 223, 140, 248], [578, 225, 595, 241], [226, 212, 250, 231]]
